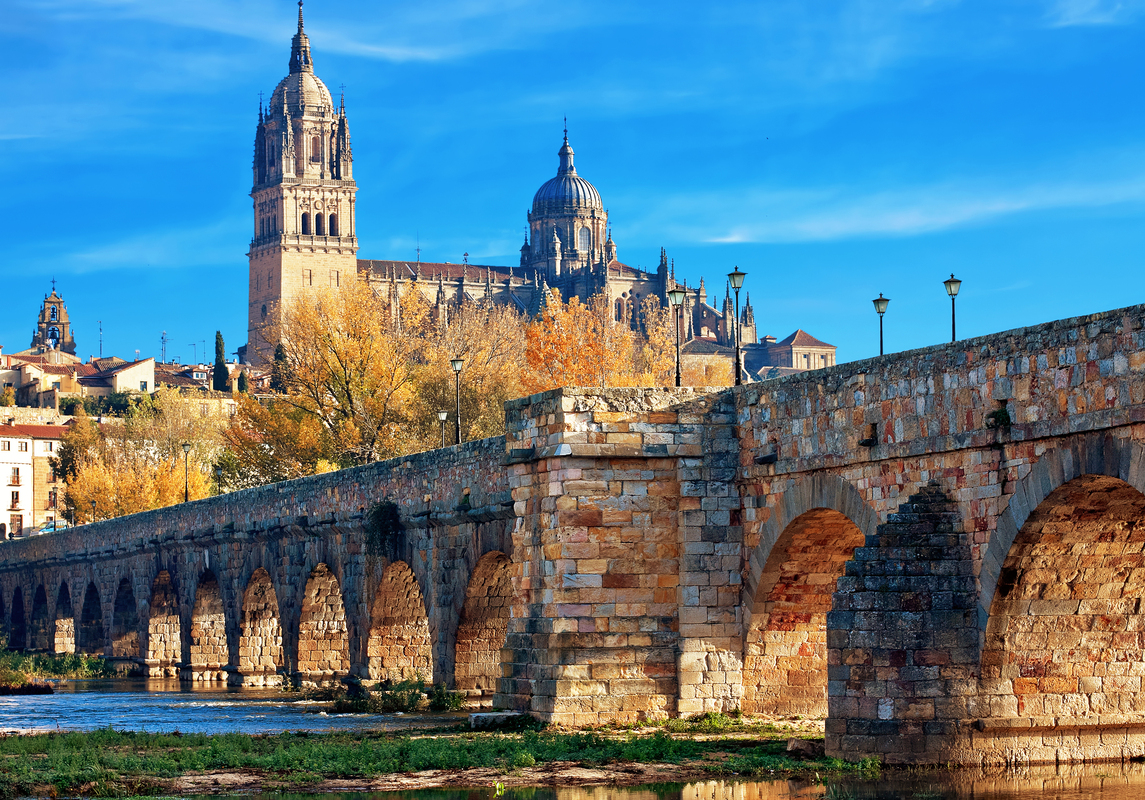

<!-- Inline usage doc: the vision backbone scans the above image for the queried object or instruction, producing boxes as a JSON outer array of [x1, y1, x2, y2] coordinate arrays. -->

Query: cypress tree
[[270, 343, 289, 393], [213, 331, 228, 391], [237, 370, 249, 393]]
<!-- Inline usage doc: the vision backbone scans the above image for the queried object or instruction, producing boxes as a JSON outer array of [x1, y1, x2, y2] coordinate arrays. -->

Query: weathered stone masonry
[[2, 302, 1145, 765]]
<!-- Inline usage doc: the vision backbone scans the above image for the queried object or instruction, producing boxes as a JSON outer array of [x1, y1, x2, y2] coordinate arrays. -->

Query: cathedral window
[[261, 304, 267, 320], [329, 214, 338, 236], [302, 212, 311, 235], [615, 299, 624, 322], [578, 227, 591, 252], [316, 214, 325, 236], [311, 135, 321, 163]]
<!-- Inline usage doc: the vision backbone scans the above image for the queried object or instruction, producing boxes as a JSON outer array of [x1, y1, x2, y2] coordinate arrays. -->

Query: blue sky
[[1, 0, 1143, 366]]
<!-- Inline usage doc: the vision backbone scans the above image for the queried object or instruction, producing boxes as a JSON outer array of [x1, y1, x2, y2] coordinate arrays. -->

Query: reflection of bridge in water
[[2, 303, 1145, 765]]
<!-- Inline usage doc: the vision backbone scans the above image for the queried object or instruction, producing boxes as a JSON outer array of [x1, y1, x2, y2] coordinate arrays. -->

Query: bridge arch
[[298, 562, 350, 681], [29, 584, 50, 651], [147, 570, 181, 677], [190, 569, 229, 681], [455, 550, 513, 702], [368, 560, 432, 683], [111, 576, 141, 658], [238, 567, 284, 683], [980, 434, 1145, 643], [978, 435, 1145, 721], [9, 586, 27, 650], [54, 581, 75, 654], [741, 474, 877, 716], [77, 581, 104, 654]]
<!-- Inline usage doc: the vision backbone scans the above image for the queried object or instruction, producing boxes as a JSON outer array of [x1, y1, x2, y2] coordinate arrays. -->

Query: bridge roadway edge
[[0, 300, 1144, 764]]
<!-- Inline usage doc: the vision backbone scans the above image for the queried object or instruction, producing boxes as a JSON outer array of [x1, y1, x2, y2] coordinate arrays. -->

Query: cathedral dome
[[269, 71, 334, 112], [531, 135, 603, 215]]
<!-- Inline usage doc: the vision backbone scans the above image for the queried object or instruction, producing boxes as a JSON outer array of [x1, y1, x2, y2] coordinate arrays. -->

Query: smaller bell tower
[[30, 285, 76, 356]]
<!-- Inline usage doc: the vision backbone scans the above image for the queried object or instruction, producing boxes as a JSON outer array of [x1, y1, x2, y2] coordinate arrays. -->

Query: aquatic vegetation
[[0, 642, 116, 680]]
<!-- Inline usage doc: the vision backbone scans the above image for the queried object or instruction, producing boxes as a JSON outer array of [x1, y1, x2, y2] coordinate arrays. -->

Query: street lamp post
[[90, 499, 96, 524], [450, 359, 464, 445], [872, 294, 890, 356], [438, 410, 448, 448], [727, 268, 746, 386], [214, 465, 224, 496], [667, 288, 686, 387], [944, 274, 962, 343], [181, 442, 191, 503]]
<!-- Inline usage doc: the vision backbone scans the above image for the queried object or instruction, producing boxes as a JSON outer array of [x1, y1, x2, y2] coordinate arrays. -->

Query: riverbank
[[0, 716, 870, 797]]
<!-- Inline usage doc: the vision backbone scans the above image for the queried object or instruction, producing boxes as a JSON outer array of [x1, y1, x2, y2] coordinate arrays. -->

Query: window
[[311, 135, 321, 163], [18, 442, 27, 452], [329, 269, 340, 288], [578, 227, 591, 252], [9, 491, 19, 510], [9, 467, 19, 486], [303, 268, 313, 286], [44, 441, 54, 453], [1, 441, 9, 452], [302, 212, 311, 235], [316, 213, 325, 236], [140, 381, 148, 392], [50, 306, 58, 321], [261, 304, 268, 320], [48, 488, 57, 509], [329, 214, 338, 236], [7, 516, 21, 538], [48, 326, 60, 342], [200, 403, 210, 417]]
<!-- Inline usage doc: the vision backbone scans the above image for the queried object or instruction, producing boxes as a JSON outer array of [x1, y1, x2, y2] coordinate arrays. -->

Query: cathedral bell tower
[[246, 1, 358, 365]]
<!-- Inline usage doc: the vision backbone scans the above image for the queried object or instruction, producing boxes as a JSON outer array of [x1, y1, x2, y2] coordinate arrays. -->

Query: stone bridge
[[2, 302, 1144, 765]]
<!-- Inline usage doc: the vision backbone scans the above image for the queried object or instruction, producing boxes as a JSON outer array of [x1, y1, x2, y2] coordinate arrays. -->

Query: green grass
[[0, 645, 116, 680], [0, 727, 874, 798]]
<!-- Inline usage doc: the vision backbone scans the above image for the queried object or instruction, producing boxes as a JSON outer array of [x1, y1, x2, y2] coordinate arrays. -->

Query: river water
[[6, 681, 1145, 797], [0, 678, 465, 734]]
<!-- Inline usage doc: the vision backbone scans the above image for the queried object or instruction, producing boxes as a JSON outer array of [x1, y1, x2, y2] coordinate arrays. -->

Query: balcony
[[7, 476, 19, 487]]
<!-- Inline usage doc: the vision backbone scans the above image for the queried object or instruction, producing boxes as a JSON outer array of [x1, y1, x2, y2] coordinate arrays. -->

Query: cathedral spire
[[290, 0, 314, 74], [558, 122, 575, 175]]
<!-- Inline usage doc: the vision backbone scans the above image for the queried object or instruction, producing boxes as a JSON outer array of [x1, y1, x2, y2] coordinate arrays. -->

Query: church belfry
[[29, 287, 76, 356], [246, 1, 358, 365]]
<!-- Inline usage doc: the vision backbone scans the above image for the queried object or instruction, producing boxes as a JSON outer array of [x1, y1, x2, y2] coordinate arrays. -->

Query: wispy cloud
[[1045, 0, 1145, 26], [623, 172, 1145, 244], [52, 218, 245, 274]]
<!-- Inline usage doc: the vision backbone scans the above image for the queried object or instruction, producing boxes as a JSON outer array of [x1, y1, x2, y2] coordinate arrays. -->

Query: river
[[0, 678, 464, 734]]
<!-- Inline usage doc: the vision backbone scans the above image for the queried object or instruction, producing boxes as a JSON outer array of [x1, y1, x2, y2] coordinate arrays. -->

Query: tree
[[213, 331, 228, 391], [270, 343, 288, 393], [0, 387, 13, 407], [221, 394, 335, 487], [237, 370, 249, 393], [52, 408, 101, 485]]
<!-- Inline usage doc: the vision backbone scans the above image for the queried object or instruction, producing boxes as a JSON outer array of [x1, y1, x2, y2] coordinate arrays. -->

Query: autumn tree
[[220, 394, 335, 488]]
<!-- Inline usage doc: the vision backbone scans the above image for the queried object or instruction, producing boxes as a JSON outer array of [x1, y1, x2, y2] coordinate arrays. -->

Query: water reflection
[[0, 678, 464, 734], [182, 767, 1145, 800]]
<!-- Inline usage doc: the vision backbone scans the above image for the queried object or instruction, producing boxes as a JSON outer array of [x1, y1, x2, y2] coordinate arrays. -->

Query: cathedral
[[244, 5, 828, 376]]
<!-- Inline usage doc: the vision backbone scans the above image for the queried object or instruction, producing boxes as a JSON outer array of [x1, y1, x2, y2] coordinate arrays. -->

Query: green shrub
[[427, 683, 465, 711]]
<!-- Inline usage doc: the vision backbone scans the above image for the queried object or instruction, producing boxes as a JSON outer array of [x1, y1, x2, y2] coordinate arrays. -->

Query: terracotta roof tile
[[775, 329, 834, 348], [9, 424, 67, 439]]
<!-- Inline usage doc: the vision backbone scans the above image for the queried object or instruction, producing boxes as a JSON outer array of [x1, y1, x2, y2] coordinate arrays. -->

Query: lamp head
[[438, 410, 448, 422], [727, 267, 746, 290], [944, 273, 962, 298], [667, 288, 686, 307], [181, 442, 191, 454], [872, 293, 890, 315], [450, 358, 464, 373]]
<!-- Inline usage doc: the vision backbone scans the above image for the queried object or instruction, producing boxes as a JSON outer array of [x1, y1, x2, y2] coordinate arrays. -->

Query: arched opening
[[9, 588, 27, 650], [368, 561, 432, 683], [742, 508, 865, 716], [615, 298, 624, 323], [328, 214, 338, 236], [455, 551, 513, 704], [301, 212, 311, 235], [315, 213, 325, 236], [578, 226, 591, 253], [239, 568, 283, 683], [311, 135, 321, 163], [982, 475, 1145, 720], [54, 582, 75, 654], [77, 582, 104, 655], [111, 577, 140, 658], [298, 563, 350, 679], [147, 571, 180, 677], [29, 585, 50, 651], [190, 570, 228, 681]]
